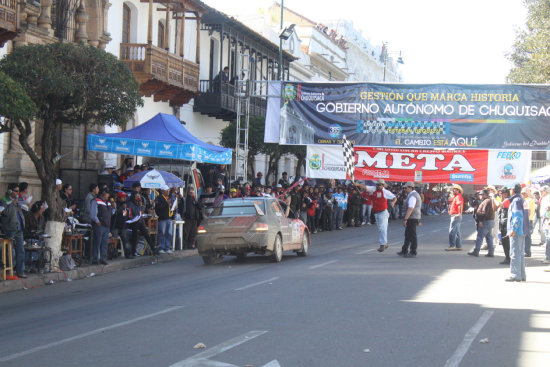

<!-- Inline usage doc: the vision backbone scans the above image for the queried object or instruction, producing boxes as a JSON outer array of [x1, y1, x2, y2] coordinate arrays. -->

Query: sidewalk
[[0, 249, 198, 294]]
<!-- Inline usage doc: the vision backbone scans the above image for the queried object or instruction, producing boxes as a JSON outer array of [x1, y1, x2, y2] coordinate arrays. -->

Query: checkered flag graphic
[[342, 134, 355, 182]]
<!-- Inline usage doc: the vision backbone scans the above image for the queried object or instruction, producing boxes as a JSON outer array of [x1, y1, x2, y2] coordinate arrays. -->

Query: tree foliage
[[0, 43, 143, 222], [0, 71, 38, 129], [507, 0, 550, 83]]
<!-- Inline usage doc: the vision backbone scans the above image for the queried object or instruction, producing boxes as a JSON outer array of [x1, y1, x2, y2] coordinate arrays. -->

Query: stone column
[[75, 0, 89, 43], [37, 0, 52, 31]]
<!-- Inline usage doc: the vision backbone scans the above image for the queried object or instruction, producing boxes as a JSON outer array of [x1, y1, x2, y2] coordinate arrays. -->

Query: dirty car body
[[196, 197, 310, 264]]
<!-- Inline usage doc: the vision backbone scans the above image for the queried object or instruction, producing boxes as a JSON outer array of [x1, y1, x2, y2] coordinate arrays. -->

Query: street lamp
[[277, 0, 295, 80], [382, 44, 404, 82]]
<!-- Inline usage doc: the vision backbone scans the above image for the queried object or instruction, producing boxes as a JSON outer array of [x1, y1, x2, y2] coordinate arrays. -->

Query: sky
[[203, 0, 528, 84]]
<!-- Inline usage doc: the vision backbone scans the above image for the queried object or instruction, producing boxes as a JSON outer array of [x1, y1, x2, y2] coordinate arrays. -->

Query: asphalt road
[[1, 214, 549, 367]]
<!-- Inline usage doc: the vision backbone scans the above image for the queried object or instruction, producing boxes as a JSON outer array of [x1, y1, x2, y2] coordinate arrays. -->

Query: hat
[[116, 191, 127, 198], [485, 185, 497, 193], [257, 172, 262, 176], [404, 181, 414, 188], [375, 179, 387, 187], [451, 184, 463, 193], [230, 188, 237, 193], [55, 178, 62, 185], [160, 184, 169, 191], [276, 184, 282, 188]]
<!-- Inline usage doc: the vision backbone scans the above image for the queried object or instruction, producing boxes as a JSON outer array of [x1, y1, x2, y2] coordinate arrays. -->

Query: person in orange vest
[[361, 179, 396, 252]]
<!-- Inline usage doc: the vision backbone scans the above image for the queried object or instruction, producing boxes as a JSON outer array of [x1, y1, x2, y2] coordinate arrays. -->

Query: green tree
[[507, 0, 550, 83], [0, 71, 38, 130], [0, 43, 142, 262]]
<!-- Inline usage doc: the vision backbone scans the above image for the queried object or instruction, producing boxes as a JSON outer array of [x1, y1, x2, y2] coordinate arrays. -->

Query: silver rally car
[[196, 197, 310, 264]]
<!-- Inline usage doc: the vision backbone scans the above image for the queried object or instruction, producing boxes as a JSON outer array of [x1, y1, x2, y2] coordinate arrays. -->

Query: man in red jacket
[[362, 179, 396, 252]]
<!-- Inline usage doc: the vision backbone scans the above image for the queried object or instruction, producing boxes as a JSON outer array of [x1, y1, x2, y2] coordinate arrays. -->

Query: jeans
[[334, 207, 344, 228], [449, 215, 462, 248], [374, 210, 389, 245], [6, 230, 25, 275], [92, 224, 109, 262], [362, 204, 372, 224], [158, 219, 173, 251], [510, 234, 526, 280], [474, 220, 494, 254]]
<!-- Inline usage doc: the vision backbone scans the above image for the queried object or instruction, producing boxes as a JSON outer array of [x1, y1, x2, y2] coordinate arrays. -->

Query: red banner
[[352, 147, 488, 184]]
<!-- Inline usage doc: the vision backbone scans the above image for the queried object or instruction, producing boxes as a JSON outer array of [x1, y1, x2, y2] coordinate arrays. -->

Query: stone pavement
[[0, 249, 198, 294]]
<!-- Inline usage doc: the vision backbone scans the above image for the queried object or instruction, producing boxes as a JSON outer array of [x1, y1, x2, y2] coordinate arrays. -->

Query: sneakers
[[445, 247, 462, 251], [485, 254, 494, 257], [505, 277, 521, 282], [499, 259, 510, 265], [166, 249, 173, 254], [467, 251, 479, 257], [397, 251, 408, 257], [158, 249, 166, 254]]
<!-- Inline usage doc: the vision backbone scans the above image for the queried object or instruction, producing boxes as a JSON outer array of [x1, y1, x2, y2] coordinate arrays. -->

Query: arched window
[[122, 4, 131, 44], [158, 21, 165, 49]]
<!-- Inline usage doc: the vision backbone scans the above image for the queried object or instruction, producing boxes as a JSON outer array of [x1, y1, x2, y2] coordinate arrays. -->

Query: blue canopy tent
[[87, 113, 232, 164]]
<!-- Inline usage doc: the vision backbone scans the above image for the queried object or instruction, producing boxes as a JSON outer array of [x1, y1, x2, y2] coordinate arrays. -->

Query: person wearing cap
[[506, 184, 527, 281], [229, 187, 238, 198], [469, 189, 496, 257], [397, 182, 422, 258], [56, 178, 63, 191], [155, 185, 174, 254], [446, 184, 464, 251], [363, 179, 397, 252]]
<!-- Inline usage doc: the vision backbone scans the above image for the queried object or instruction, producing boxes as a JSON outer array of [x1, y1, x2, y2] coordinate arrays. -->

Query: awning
[[87, 113, 232, 164]]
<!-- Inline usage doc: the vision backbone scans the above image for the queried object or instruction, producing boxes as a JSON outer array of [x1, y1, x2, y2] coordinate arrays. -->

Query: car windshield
[[210, 199, 266, 216]]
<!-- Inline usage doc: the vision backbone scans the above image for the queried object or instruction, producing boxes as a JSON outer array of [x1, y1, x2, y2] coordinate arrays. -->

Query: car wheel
[[271, 234, 283, 263], [297, 232, 309, 257], [202, 253, 223, 265]]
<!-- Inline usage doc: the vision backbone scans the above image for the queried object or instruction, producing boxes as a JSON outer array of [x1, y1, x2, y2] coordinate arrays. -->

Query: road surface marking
[[309, 260, 337, 269], [168, 330, 268, 367], [356, 248, 377, 255], [234, 277, 279, 291], [443, 310, 494, 367], [0, 306, 184, 362]]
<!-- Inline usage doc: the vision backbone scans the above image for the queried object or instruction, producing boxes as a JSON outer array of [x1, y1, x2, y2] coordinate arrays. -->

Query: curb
[[0, 249, 198, 294]]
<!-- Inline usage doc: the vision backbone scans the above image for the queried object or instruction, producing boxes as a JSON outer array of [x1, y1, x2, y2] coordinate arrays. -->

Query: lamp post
[[277, 0, 295, 80], [382, 43, 404, 82]]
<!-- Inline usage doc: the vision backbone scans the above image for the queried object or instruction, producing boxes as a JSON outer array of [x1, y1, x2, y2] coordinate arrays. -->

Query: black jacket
[[184, 194, 202, 221], [155, 194, 173, 221]]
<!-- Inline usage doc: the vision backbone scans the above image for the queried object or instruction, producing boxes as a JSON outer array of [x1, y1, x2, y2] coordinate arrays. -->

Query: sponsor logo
[[450, 173, 474, 182], [500, 163, 516, 180], [99, 139, 106, 144], [496, 151, 521, 160], [283, 84, 297, 101], [328, 124, 342, 138], [163, 144, 171, 150], [120, 140, 127, 146], [141, 142, 150, 148], [146, 173, 160, 180], [309, 154, 322, 170]]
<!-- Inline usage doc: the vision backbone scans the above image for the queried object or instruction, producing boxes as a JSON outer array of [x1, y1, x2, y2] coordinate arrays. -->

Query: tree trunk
[[13, 117, 66, 266], [45, 220, 65, 266]]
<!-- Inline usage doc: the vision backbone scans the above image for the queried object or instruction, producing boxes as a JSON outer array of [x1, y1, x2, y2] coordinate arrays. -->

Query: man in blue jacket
[[506, 184, 528, 282]]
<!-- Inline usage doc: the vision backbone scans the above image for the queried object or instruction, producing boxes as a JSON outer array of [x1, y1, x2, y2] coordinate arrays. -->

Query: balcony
[[0, 0, 18, 47], [120, 43, 199, 107], [193, 80, 266, 121]]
